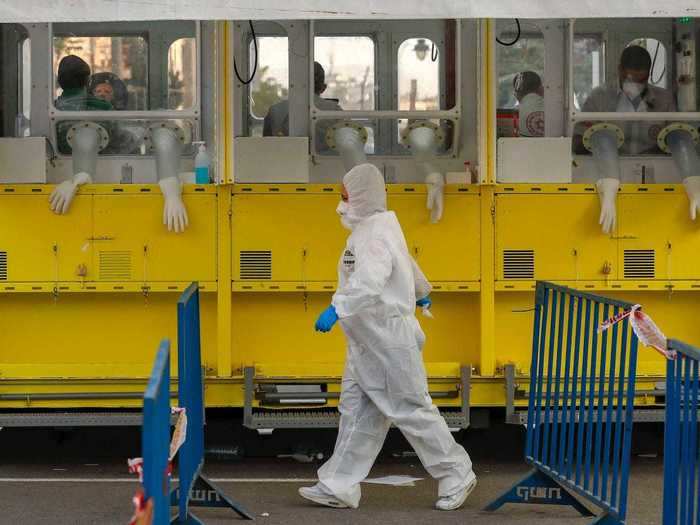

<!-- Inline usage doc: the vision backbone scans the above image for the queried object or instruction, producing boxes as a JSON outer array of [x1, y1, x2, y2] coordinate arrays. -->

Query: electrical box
[[497, 138, 572, 183], [233, 137, 310, 183], [0, 138, 47, 183]]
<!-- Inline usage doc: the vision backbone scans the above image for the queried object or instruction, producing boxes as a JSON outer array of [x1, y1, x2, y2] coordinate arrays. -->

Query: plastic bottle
[[194, 141, 211, 184]]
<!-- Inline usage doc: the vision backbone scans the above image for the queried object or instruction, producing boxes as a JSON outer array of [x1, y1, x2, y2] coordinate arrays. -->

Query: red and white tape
[[126, 406, 188, 522], [599, 305, 674, 359]]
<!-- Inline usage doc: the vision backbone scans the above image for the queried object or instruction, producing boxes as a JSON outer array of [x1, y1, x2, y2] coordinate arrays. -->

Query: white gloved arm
[[410, 256, 432, 301], [49, 172, 91, 215], [596, 178, 620, 234], [332, 239, 392, 318], [426, 172, 445, 223], [684, 176, 700, 221], [159, 176, 189, 233]]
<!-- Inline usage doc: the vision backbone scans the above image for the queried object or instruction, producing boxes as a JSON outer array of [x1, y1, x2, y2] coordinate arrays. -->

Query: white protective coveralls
[[316, 163, 474, 508]]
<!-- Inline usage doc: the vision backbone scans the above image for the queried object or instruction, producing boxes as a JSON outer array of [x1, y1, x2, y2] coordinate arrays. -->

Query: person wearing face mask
[[574, 45, 676, 234], [576, 45, 675, 153], [299, 163, 476, 512]]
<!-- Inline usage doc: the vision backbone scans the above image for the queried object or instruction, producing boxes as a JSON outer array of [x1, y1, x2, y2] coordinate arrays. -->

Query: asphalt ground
[[0, 418, 665, 524]]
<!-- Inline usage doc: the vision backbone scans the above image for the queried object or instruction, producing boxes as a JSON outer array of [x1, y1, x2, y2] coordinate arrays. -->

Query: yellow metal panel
[[0, 195, 92, 281], [92, 193, 217, 282], [231, 292, 480, 375], [217, 186, 233, 376], [232, 191, 480, 283], [618, 193, 700, 280], [0, 293, 218, 378], [480, 185, 496, 376], [232, 193, 346, 282], [496, 194, 618, 281], [391, 193, 481, 281]]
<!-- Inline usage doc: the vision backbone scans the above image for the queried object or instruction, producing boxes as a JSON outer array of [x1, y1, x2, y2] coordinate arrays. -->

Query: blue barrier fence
[[663, 339, 700, 525], [142, 339, 171, 525], [171, 282, 253, 523], [486, 281, 639, 525]]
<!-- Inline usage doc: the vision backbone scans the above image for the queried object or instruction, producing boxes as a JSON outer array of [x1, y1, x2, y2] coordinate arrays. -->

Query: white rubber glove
[[683, 176, 700, 221], [159, 176, 189, 233], [426, 172, 445, 223], [49, 172, 91, 215], [596, 177, 620, 234]]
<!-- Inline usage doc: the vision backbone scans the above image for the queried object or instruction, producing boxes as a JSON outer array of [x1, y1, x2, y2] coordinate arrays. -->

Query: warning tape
[[127, 407, 188, 523], [599, 304, 673, 359]]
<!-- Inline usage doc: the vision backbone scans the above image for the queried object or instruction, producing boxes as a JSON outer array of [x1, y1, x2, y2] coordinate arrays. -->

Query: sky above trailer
[[3, 0, 700, 22]]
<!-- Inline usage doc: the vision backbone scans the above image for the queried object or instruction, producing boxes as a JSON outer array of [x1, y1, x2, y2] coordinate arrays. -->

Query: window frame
[[48, 21, 201, 118], [309, 20, 461, 158], [569, 18, 700, 134], [312, 32, 378, 156], [48, 21, 201, 158], [312, 33, 378, 112]]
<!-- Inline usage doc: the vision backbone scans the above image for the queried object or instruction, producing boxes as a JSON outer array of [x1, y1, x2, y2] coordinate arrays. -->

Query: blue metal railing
[[486, 281, 639, 525], [663, 339, 700, 525], [142, 339, 171, 525], [171, 282, 253, 523]]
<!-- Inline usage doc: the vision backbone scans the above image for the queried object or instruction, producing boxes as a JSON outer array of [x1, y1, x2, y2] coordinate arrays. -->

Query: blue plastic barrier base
[[483, 469, 595, 518], [170, 474, 255, 521]]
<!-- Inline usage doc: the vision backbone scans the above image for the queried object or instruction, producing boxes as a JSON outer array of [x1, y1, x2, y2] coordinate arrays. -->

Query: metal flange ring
[[143, 121, 188, 151], [65, 121, 110, 152], [400, 119, 446, 148], [582, 122, 625, 153], [657, 122, 700, 154], [325, 121, 369, 150]]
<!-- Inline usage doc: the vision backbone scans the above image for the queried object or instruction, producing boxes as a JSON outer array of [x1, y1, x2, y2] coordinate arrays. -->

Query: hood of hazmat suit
[[317, 163, 473, 508]]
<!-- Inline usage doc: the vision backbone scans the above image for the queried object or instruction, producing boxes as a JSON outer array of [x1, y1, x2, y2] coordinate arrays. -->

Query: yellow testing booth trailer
[[0, 1, 699, 430]]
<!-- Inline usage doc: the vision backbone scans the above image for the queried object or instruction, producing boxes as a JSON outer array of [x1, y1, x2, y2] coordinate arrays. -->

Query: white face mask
[[622, 79, 645, 100], [336, 200, 355, 230]]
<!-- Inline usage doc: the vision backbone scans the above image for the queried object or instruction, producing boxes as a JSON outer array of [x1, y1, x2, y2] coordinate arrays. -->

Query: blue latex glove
[[416, 296, 432, 308], [315, 305, 339, 333]]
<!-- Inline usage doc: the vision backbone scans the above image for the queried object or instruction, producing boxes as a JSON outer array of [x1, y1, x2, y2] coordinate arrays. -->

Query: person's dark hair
[[514, 71, 542, 98], [57, 55, 91, 90], [314, 61, 327, 94], [88, 71, 129, 110], [620, 45, 652, 72]]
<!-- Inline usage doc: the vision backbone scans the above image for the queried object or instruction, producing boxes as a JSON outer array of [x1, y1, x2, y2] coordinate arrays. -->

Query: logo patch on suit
[[343, 249, 355, 272]]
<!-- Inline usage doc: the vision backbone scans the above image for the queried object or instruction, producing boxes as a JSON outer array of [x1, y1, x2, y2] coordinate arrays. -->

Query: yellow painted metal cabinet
[[0, 193, 92, 282], [496, 190, 617, 282], [92, 190, 217, 282]]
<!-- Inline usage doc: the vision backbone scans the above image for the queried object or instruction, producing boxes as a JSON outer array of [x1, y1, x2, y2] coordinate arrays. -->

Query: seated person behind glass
[[89, 72, 128, 110], [574, 45, 676, 154], [514, 71, 544, 137], [55, 56, 112, 154], [264, 62, 341, 150], [89, 72, 140, 154]]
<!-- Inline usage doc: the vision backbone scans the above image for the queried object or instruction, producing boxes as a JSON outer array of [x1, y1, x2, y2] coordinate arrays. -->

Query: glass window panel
[[249, 36, 289, 137], [167, 37, 197, 110], [398, 38, 440, 111], [314, 36, 375, 111]]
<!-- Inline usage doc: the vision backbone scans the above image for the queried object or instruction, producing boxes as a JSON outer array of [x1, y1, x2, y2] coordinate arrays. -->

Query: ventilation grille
[[0, 251, 6, 280], [239, 251, 272, 280], [99, 251, 132, 280], [503, 250, 535, 279], [624, 250, 655, 279]]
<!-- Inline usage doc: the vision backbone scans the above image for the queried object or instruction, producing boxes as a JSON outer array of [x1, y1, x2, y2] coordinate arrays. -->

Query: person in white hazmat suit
[[298, 163, 476, 511]]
